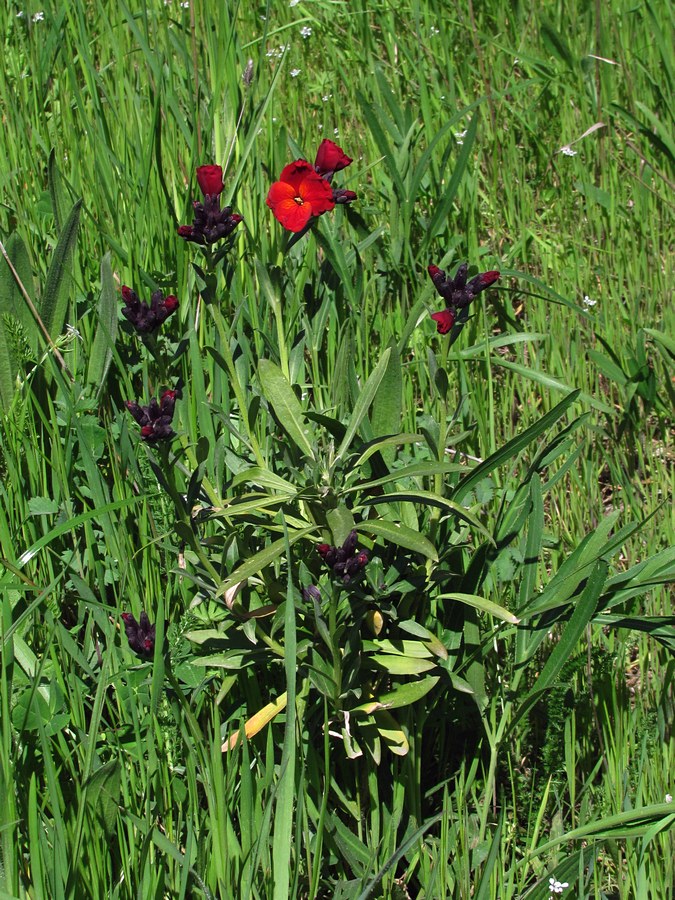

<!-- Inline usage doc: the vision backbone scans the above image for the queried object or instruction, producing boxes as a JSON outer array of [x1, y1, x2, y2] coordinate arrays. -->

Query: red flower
[[196, 165, 225, 197], [430, 309, 455, 335], [314, 139, 352, 178], [266, 160, 335, 232]]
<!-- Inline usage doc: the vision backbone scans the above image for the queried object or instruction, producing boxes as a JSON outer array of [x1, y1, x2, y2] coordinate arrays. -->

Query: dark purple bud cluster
[[121, 611, 155, 658], [126, 389, 178, 443], [317, 530, 369, 583], [121, 286, 178, 333], [428, 262, 500, 311], [178, 165, 243, 245]]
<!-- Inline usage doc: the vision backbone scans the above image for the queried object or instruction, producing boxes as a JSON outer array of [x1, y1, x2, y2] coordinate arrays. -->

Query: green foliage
[[0, 0, 673, 897]]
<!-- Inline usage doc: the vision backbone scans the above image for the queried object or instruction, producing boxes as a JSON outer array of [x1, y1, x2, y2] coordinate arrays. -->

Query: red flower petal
[[314, 139, 352, 175], [164, 296, 178, 313], [270, 197, 314, 232], [278, 160, 316, 193], [431, 309, 455, 334], [299, 172, 335, 214], [196, 165, 224, 196], [266, 179, 297, 210], [427, 265, 443, 280]]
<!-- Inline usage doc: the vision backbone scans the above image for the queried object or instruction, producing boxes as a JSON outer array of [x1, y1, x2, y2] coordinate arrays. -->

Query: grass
[[0, 0, 673, 897]]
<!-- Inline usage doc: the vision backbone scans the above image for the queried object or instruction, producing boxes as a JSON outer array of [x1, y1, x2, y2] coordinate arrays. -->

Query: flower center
[[294, 195, 304, 205]]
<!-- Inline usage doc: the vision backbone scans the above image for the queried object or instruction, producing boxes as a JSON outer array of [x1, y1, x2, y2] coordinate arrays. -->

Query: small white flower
[[430, 26, 440, 35], [333, 128, 339, 136], [290, 68, 301, 77], [561, 146, 577, 156], [318, 124, 323, 131], [666, 793, 673, 803], [454, 130, 467, 145], [322, 94, 332, 102], [180, 1, 189, 7], [583, 295, 597, 308], [300, 25, 312, 38], [548, 876, 569, 895], [32, 10, 44, 21], [290, 0, 301, 6], [16, 10, 25, 17]]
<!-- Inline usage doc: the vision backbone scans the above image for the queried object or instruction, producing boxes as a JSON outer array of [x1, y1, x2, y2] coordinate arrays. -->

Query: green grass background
[[0, 0, 673, 897]]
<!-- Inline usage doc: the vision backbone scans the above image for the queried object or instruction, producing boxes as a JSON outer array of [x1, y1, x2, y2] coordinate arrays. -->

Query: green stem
[[328, 585, 342, 704]]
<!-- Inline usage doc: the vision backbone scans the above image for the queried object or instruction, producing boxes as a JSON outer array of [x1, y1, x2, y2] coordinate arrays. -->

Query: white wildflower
[[333, 128, 339, 136], [290, 68, 301, 78], [300, 25, 312, 38], [454, 130, 467, 145], [180, 1, 189, 7], [548, 876, 569, 895], [290, 0, 301, 6], [32, 11, 44, 21], [561, 146, 577, 156], [666, 793, 673, 803], [583, 295, 597, 308], [322, 94, 332, 102], [16, 10, 25, 17], [430, 26, 440, 35]]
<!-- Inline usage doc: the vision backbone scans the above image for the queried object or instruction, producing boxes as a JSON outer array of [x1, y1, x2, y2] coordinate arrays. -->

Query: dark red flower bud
[[177, 225, 194, 238], [196, 164, 224, 197], [333, 189, 357, 205], [314, 139, 353, 178], [302, 585, 322, 603], [122, 610, 156, 659], [431, 308, 455, 334], [317, 543, 331, 558], [468, 270, 500, 291]]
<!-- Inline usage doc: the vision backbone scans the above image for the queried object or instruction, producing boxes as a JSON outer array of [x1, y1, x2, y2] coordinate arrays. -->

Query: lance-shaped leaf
[[258, 358, 316, 460], [334, 347, 391, 464], [0, 232, 34, 411], [40, 199, 82, 340]]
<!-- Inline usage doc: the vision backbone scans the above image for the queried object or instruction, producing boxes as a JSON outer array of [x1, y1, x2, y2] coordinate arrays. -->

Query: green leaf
[[334, 348, 391, 464], [84, 761, 121, 836], [258, 358, 316, 460], [86, 253, 118, 393], [355, 519, 438, 561], [326, 506, 356, 548], [370, 339, 402, 466], [452, 390, 581, 504], [369, 655, 438, 675], [353, 676, 440, 713], [436, 592, 520, 624], [356, 491, 495, 546], [48, 148, 71, 232], [509, 560, 608, 736], [215, 527, 315, 596], [40, 199, 82, 340], [0, 232, 35, 411]]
